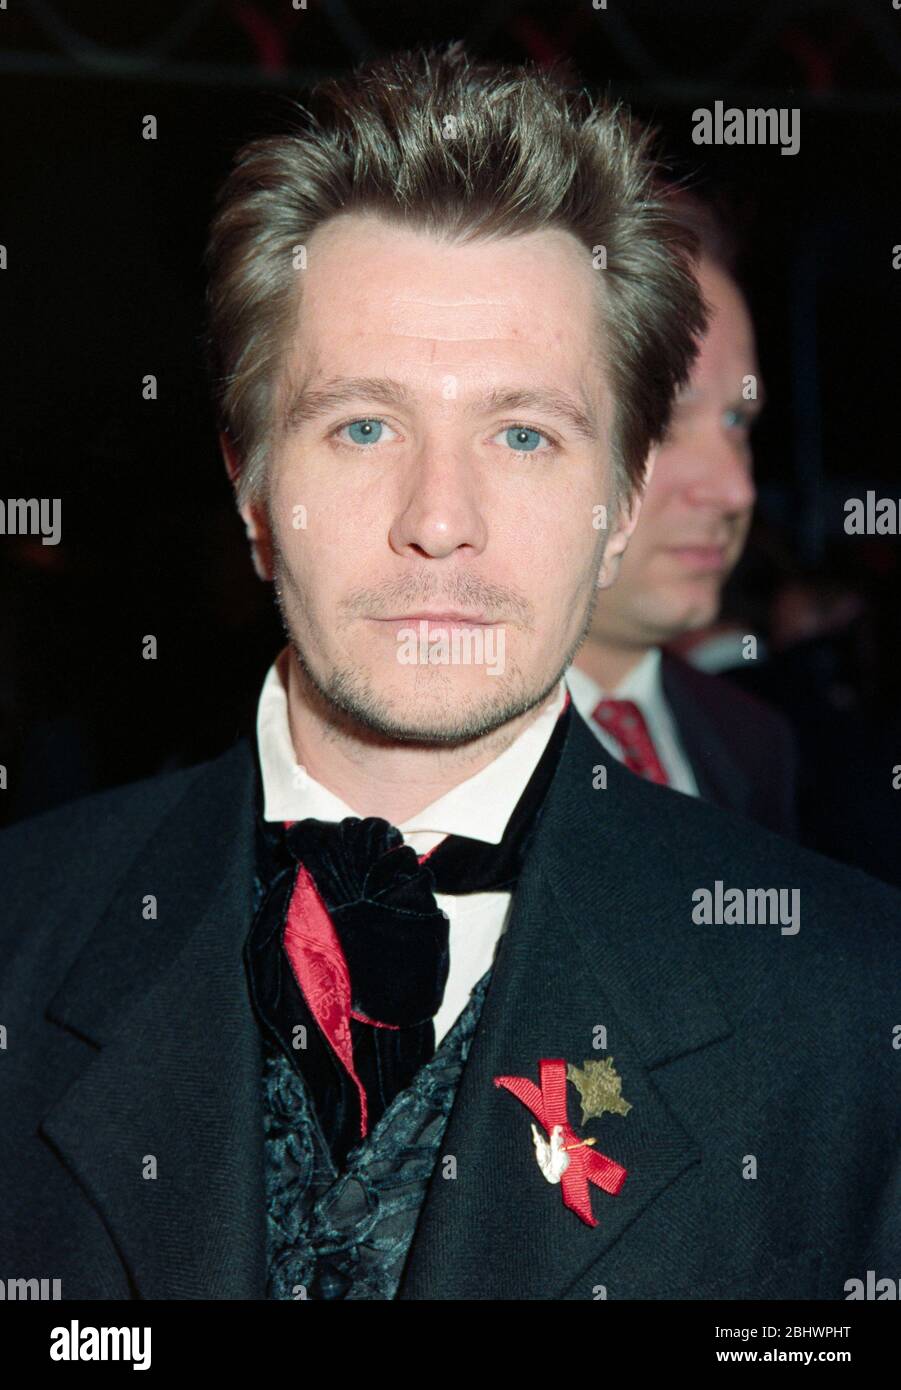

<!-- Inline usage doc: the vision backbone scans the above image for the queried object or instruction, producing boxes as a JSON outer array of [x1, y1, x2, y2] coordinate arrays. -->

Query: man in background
[[568, 195, 798, 836]]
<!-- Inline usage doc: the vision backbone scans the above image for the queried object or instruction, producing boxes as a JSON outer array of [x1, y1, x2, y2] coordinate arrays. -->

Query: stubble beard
[[270, 551, 601, 749]]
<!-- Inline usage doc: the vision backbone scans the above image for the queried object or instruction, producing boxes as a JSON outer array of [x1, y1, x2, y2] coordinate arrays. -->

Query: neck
[[281, 648, 561, 823], [574, 634, 651, 692]]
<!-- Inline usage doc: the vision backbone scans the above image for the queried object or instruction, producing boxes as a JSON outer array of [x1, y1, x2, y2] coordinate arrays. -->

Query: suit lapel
[[661, 652, 751, 814], [400, 711, 734, 1299], [41, 739, 267, 1299]]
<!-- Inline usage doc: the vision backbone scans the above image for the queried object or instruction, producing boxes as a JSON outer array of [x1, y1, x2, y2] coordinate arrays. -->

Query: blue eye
[[338, 418, 387, 446], [496, 425, 551, 452], [723, 408, 751, 432]]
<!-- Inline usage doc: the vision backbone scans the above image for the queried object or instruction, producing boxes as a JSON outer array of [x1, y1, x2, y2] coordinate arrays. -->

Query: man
[[568, 204, 798, 835], [0, 46, 898, 1300]]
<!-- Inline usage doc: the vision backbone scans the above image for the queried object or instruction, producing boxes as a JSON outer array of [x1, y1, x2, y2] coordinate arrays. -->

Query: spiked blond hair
[[204, 42, 707, 508]]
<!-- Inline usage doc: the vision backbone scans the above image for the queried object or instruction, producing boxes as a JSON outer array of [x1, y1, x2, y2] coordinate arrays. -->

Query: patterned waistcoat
[[252, 857, 493, 1300]]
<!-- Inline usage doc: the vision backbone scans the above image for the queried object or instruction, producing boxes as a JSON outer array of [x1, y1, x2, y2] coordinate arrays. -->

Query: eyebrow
[[281, 376, 601, 442], [674, 380, 767, 412]]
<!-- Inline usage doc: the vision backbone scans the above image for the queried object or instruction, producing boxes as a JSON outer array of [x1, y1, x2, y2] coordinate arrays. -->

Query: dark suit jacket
[[1, 709, 898, 1299], [661, 651, 799, 838]]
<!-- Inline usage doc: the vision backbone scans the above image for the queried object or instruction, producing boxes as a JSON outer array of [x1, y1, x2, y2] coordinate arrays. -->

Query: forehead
[[285, 213, 607, 402], [694, 260, 757, 376]]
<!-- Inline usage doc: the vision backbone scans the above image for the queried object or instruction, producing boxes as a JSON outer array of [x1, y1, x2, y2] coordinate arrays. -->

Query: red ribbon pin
[[494, 1058, 628, 1227]]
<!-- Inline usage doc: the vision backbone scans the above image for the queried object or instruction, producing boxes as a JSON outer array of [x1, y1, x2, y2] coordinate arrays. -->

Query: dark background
[[1, 0, 900, 865]]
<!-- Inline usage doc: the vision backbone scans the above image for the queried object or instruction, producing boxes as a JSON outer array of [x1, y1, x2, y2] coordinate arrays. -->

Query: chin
[[676, 602, 720, 635], [323, 663, 538, 745], [636, 596, 719, 646], [666, 579, 722, 631]]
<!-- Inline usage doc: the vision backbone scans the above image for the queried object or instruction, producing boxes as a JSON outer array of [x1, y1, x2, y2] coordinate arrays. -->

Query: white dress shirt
[[565, 649, 700, 797], [256, 647, 568, 1043]]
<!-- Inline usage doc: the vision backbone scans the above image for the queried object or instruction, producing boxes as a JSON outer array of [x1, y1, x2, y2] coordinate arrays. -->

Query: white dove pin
[[530, 1122, 571, 1184]]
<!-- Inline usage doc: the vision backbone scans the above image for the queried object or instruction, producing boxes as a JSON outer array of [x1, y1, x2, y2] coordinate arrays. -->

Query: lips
[[374, 612, 492, 624], [667, 546, 728, 572]]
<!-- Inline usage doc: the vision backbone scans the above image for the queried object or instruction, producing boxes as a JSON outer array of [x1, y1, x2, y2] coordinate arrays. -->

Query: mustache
[[341, 574, 534, 628]]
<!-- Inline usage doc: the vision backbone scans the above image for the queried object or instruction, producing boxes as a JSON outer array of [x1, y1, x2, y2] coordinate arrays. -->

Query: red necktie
[[590, 698, 669, 786]]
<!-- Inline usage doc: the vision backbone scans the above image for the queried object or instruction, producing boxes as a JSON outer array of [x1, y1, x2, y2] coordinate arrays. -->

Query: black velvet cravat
[[245, 698, 572, 1170]]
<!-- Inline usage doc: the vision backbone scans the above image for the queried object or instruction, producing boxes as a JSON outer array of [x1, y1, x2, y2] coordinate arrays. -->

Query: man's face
[[589, 259, 759, 650], [244, 213, 635, 744]]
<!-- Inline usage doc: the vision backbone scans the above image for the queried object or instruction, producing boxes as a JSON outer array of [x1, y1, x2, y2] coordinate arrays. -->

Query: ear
[[220, 431, 274, 582], [596, 446, 656, 590]]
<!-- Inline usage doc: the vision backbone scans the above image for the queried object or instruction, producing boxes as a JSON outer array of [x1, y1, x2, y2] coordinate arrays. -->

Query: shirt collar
[[257, 646, 568, 849], [565, 646, 663, 716], [617, 646, 664, 704]]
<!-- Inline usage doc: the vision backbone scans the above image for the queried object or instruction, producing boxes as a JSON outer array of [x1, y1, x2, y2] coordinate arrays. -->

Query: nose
[[388, 440, 489, 559], [684, 428, 756, 515]]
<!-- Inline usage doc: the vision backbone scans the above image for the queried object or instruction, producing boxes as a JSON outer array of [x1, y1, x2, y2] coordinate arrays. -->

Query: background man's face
[[589, 258, 759, 651], [253, 213, 631, 743]]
